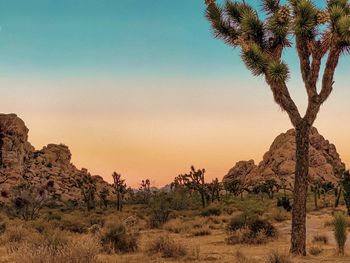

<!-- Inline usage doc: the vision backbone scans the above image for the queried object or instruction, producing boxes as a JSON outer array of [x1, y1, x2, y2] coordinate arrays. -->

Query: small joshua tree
[[178, 166, 207, 208], [333, 212, 347, 256], [112, 172, 127, 211], [207, 178, 222, 202], [138, 179, 151, 205], [342, 170, 350, 215], [99, 187, 109, 209], [75, 172, 97, 211], [10, 182, 51, 220], [204, 0, 350, 255]]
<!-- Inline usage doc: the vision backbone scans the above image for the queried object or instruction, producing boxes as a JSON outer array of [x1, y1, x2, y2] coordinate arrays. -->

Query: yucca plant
[[204, 0, 350, 256], [333, 212, 347, 256]]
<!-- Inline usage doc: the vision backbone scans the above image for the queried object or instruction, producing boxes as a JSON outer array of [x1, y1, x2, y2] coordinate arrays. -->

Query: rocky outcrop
[[223, 160, 257, 188], [0, 113, 114, 202], [224, 128, 345, 190]]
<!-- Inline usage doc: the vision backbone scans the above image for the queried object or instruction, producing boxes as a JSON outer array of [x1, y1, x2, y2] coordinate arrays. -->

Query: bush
[[227, 212, 257, 232], [226, 218, 277, 245], [265, 251, 292, 263], [333, 212, 347, 255], [312, 234, 328, 245], [200, 207, 221, 217], [192, 227, 211, 236], [248, 219, 276, 238], [270, 208, 290, 222], [149, 193, 172, 228], [59, 219, 88, 234], [309, 246, 323, 256], [146, 235, 187, 259], [100, 223, 138, 253], [277, 197, 292, 212]]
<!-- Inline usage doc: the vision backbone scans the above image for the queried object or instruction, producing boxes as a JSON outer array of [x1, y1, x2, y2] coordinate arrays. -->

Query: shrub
[[149, 193, 172, 228], [146, 235, 187, 259], [265, 251, 292, 263], [227, 213, 257, 232], [277, 197, 292, 212], [192, 228, 211, 236], [149, 208, 171, 228], [200, 207, 221, 217], [270, 208, 290, 222], [312, 234, 328, 245], [100, 223, 138, 253], [309, 246, 323, 256], [59, 219, 88, 234], [226, 218, 277, 245], [333, 212, 347, 255], [9, 235, 100, 263], [234, 250, 258, 263], [248, 219, 276, 238], [164, 218, 190, 234]]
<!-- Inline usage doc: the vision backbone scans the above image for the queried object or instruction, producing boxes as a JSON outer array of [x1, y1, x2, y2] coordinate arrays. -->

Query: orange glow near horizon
[[2, 76, 350, 187]]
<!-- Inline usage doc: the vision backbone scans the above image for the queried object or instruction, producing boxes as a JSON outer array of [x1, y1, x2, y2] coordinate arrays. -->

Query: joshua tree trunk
[[335, 187, 342, 208], [291, 121, 310, 256], [314, 190, 318, 210]]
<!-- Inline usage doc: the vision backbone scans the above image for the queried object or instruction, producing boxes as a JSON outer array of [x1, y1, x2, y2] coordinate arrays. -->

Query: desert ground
[[0, 193, 350, 263]]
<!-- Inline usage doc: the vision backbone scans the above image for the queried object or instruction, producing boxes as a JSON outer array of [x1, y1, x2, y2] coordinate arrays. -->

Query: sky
[[0, 0, 350, 187]]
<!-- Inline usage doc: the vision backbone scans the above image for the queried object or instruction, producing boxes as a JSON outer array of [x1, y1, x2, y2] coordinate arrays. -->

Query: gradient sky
[[0, 0, 349, 186]]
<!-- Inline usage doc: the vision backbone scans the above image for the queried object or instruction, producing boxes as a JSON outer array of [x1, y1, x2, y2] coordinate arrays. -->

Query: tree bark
[[291, 121, 310, 256]]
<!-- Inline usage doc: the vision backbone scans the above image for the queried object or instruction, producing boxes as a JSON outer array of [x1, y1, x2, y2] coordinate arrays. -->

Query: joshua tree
[[342, 170, 350, 215], [10, 182, 51, 221], [223, 178, 246, 199], [99, 187, 109, 209], [112, 172, 127, 211], [75, 173, 97, 211], [139, 179, 151, 205], [204, 0, 350, 255], [207, 178, 222, 202], [178, 166, 208, 208]]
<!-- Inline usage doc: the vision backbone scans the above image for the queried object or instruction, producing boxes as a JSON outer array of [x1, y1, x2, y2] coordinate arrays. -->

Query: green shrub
[[248, 219, 276, 238], [200, 207, 221, 217], [100, 223, 138, 253], [146, 235, 187, 259], [333, 212, 347, 255], [277, 197, 292, 212], [227, 212, 257, 232]]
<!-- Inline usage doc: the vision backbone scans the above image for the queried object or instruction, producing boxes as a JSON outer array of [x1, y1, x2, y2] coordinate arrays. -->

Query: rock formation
[[224, 128, 345, 190], [0, 113, 114, 203]]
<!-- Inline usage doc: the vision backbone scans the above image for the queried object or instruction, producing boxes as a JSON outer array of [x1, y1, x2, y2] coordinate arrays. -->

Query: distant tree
[[207, 178, 222, 202], [112, 172, 127, 211], [310, 182, 321, 210], [99, 187, 109, 209], [223, 178, 245, 199], [342, 170, 350, 216], [178, 166, 207, 208], [139, 179, 151, 205], [10, 182, 51, 220], [75, 173, 96, 211], [204, 0, 350, 255]]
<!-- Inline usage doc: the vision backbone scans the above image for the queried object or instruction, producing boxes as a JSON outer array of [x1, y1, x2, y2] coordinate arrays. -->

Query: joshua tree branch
[[319, 44, 341, 105]]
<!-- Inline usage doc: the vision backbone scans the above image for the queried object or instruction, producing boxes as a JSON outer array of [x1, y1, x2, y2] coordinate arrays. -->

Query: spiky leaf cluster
[[205, 0, 350, 85], [267, 60, 290, 83]]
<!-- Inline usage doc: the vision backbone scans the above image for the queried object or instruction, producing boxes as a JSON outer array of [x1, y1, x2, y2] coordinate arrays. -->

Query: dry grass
[[146, 234, 188, 259]]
